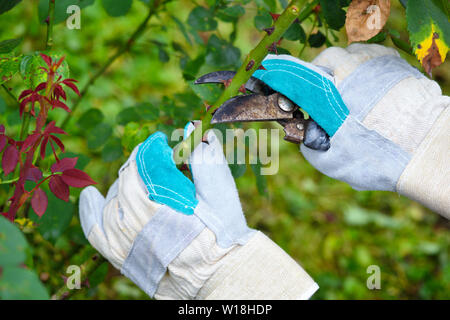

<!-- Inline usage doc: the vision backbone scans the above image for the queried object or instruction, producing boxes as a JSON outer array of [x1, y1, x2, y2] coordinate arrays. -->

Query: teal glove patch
[[252, 57, 349, 136], [136, 132, 198, 215]]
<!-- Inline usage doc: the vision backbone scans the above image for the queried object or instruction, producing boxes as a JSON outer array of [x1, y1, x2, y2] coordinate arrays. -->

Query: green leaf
[[217, 5, 245, 22], [38, 0, 95, 24], [122, 122, 151, 152], [320, 0, 347, 30], [102, 138, 123, 162], [29, 193, 74, 243], [250, 162, 268, 196], [188, 80, 222, 105], [0, 267, 49, 299], [284, 23, 306, 42], [0, 96, 6, 113], [101, 0, 132, 17], [188, 7, 218, 31], [389, 31, 413, 55], [206, 35, 241, 68], [87, 123, 112, 149], [78, 109, 104, 130], [158, 47, 170, 63], [116, 104, 159, 125], [0, 54, 20, 85], [406, 0, 450, 73], [136, 103, 160, 121], [0, 38, 22, 54], [255, 0, 277, 12], [230, 163, 246, 179], [182, 54, 205, 80], [116, 107, 141, 125], [0, 0, 21, 15], [0, 216, 28, 267], [308, 31, 326, 47], [171, 15, 192, 45], [367, 31, 387, 43], [254, 11, 273, 30], [88, 262, 109, 287]]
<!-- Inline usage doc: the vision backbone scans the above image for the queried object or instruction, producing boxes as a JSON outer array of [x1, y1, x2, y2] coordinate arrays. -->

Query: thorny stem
[[172, 0, 308, 164], [59, 2, 162, 129], [45, 0, 55, 50]]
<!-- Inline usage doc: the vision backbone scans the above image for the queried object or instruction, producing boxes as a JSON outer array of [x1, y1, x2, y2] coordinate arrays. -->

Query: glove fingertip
[[79, 186, 106, 238]]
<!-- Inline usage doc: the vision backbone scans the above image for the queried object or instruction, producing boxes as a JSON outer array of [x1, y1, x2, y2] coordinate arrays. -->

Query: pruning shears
[[195, 71, 331, 151]]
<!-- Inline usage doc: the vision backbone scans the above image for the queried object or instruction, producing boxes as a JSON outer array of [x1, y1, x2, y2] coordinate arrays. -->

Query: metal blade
[[211, 93, 294, 124], [195, 71, 274, 95]]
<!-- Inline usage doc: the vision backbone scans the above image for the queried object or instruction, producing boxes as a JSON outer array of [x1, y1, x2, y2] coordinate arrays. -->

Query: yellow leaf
[[414, 24, 449, 76]]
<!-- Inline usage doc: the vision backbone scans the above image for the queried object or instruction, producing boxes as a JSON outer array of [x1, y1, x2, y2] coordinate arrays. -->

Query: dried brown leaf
[[346, 0, 391, 44]]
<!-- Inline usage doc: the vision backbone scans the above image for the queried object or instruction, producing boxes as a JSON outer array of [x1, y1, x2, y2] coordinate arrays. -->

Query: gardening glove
[[79, 123, 318, 299], [252, 43, 449, 218]]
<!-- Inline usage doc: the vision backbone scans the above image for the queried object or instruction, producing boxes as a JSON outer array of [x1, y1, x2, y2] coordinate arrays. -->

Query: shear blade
[[211, 93, 293, 124], [195, 71, 274, 95]]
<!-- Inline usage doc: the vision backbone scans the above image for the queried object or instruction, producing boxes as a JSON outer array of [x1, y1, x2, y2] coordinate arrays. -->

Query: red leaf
[[21, 132, 41, 152], [62, 80, 80, 96], [52, 100, 71, 113], [63, 78, 78, 83], [2, 145, 19, 175], [34, 82, 47, 92], [40, 136, 49, 159], [54, 56, 65, 69], [50, 135, 65, 153], [26, 167, 43, 182], [31, 188, 48, 217], [0, 124, 4, 134], [40, 53, 52, 67], [61, 169, 96, 188], [49, 175, 70, 201], [19, 89, 33, 100], [0, 135, 6, 152], [54, 84, 67, 100], [51, 157, 77, 173], [44, 121, 67, 135]]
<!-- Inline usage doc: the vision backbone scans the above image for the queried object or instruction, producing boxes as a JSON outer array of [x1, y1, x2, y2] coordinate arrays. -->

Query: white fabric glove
[[79, 125, 318, 299], [308, 44, 449, 217]]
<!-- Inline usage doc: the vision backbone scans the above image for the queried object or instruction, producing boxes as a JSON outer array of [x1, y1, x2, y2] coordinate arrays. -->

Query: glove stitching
[[323, 74, 349, 120], [259, 69, 328, 92], [263, 61, 326, 83], [153, 184, 196, 207], [138, 133, 158, 195], [138, 133, 196, 209], [322, 74, 347, 123]]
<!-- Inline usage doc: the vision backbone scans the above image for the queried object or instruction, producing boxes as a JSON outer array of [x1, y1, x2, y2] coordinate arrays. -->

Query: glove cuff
[[397, 105, 450, 218], [197, 231, 318, 300]]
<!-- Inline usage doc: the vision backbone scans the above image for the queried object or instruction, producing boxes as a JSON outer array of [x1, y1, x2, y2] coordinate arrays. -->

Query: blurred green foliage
[[0, 0, 449, 299]]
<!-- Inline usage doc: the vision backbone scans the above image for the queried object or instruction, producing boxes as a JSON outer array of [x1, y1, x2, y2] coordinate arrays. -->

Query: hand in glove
[[79, 123, 318, 299], [252, 43, 449, 217]]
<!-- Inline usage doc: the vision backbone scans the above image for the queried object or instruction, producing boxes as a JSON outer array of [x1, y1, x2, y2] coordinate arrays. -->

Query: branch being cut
[[172, 0, 308, 164]]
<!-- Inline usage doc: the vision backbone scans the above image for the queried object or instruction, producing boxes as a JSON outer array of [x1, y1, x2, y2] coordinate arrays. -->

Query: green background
[[0, 0, 449, 299]]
